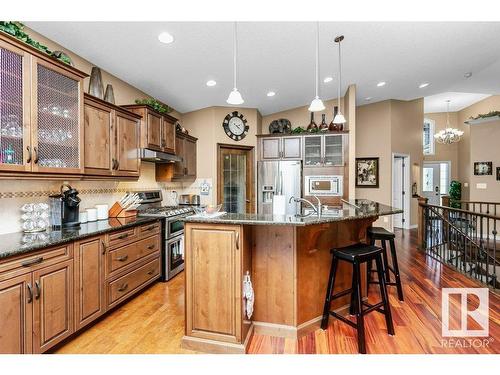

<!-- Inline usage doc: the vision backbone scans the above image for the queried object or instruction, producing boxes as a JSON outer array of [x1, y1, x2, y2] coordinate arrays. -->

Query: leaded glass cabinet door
[[0, 40, 31, 172], [32, 58, 83, 174]]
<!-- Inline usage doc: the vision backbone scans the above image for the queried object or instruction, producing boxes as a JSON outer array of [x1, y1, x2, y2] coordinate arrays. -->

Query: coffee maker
[[49, 184, 81, 228]]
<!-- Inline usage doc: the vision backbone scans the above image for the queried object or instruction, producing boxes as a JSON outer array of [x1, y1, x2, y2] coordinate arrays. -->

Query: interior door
[[393, 157, 404, 228], [218, 145, 254, 213], [422, 163, 441, 205]]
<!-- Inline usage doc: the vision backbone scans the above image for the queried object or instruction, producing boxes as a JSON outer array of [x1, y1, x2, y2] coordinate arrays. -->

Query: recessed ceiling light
[[267, 91, 276, 97], [464, 72, 472, 78], [323, 76, 333, 83], [419, 82, 430, 89], [158, 32, 174, 44], [376, 81, 386, 87], [365, 97, 372, 101], [206, 80, 217, 87]]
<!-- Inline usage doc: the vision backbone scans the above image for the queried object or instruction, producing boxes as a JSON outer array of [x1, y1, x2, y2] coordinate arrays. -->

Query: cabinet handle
[[115, 160, 120, 170], [101, 240, 107, 255], [21, 257, 43, 267], [147, 269, 155, 275], [118, 283, 128, 292], [27, 283, 33, 303], [147, 245, 155, 250], [118, 233, 128, 239], [235, 231, 240, 250], [34, 281, 40, 300], [111, 158, 116, 170], [33, 147, 39, 164], [26, 146, 32, 164], [116, 255, 129, 262]]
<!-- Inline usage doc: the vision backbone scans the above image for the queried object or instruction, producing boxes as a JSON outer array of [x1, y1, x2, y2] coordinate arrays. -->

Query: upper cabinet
[[156, 131, 197, 182], [259, 135, 302, 160], [83, 94, 141, 179], [303, 134, 344, 168], [122, 104, 176, 155], [0, 33, 87, 176]]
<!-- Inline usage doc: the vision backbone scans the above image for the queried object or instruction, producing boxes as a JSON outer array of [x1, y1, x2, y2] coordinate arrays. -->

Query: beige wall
[[456, 95, 500, 201], [423, 112, 459, 180], [391, 98, 424, 226], [356, 98, 423, 228], [181, 106, 261, 206]]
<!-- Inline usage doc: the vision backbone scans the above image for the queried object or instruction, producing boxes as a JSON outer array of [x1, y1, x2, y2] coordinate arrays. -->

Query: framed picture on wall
[[474, 161, 493, 176], [496, 167, 500, 181], [355, 157, 379, 188]]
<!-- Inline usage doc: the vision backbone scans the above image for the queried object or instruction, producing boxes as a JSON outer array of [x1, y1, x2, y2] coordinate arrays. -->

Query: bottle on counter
[[329, 106, 339, 131], [306, 112, 318, 132], [319, 113, 329, 132]]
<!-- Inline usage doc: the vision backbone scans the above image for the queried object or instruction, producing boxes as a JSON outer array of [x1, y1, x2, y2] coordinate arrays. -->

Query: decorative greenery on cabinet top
[[0, 21, 73, 65], [134, 98, 172, 114]]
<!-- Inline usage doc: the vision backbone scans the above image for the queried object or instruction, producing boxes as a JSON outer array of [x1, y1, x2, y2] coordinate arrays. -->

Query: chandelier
[[434, 100, 464, 144]]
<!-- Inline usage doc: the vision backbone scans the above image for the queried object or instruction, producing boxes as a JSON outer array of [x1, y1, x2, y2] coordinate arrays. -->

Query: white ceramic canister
[[95, 204, 109, 220], [79, 211, 88, 223], [86, 208, 97, 222]]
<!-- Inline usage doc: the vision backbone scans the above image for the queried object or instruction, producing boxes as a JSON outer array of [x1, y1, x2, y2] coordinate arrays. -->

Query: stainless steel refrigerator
[[257, 160, 302, 215]]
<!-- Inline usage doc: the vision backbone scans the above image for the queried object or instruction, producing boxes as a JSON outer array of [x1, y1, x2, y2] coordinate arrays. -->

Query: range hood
[[140, 148, 182, 163]]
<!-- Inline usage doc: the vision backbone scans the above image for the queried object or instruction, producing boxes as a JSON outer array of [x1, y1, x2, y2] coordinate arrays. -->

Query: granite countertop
[[184, 199, 403, 226], [0, 216, 160, 260]]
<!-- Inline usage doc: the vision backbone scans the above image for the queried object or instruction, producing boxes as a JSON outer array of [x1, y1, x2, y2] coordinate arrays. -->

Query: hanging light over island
[[333, 35, 346, 124], [227, 22, 244, 105], [308, 22, 325, 112]]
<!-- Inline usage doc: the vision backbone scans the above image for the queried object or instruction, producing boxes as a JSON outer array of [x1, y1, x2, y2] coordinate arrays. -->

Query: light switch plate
[[464, 182, 469, 188], [476, 183, 487, 190]]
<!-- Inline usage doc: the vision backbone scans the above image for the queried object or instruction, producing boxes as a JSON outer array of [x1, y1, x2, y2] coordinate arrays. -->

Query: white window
[[423, 118, 435, 155], [440, 162, 450, 195], [423, 167, 434, 192]]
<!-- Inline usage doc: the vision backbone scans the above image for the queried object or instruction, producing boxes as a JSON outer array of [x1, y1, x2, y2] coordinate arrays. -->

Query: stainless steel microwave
[[304, 175, 343, 196]]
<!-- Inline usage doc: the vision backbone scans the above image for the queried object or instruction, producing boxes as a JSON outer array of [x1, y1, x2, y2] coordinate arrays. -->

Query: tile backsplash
[[0, 163, 195, 235]]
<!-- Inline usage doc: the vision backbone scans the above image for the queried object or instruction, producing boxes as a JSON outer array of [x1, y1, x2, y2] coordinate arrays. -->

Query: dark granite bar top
[[0, 216, 160, 260], [184, 199, 402, 226]]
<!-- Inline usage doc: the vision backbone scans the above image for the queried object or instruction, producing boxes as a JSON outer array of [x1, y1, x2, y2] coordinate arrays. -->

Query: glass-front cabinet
[[0, 39, 30, 172], [303, 134, 344, 168], [0, 33, 86, 176]]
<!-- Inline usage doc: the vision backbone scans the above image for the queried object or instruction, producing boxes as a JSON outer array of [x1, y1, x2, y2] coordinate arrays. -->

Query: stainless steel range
[[134, 190, 194, 281]]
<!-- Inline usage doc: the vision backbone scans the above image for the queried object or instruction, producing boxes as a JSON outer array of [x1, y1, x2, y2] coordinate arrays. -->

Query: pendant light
[[434, 100, 464, 144], [308, 22, 325, 112], [333, 35, 346, 124], [227, 22, 244, 105]]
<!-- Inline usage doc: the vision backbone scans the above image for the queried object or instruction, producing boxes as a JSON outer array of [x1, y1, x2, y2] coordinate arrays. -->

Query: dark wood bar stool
[[321, 244, 395, 354], [367, 227, 404, 301]]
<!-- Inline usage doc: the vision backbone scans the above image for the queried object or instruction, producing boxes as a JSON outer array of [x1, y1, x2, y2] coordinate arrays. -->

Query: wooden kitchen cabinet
[[156, 131, 197, 182], [74, 236, 105, 331], [0, 273, 33, 354], [259, 135, 302, 160], [123, 104, 177, 154], [183, 223, 252, 353], [84, 94, 141, 179], [303, 134, 344, 167], [0, 33, 87, 177], [32, 259, 74, 353]]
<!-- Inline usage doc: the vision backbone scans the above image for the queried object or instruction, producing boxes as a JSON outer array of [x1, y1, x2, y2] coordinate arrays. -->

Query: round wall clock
[[222, 111, 249, 141]]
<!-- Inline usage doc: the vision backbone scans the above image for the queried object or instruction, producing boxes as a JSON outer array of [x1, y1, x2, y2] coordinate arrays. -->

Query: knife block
[[108, 202, 138, 218]]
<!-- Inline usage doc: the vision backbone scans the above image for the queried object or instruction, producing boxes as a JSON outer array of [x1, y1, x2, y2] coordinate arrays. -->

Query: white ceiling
[[424, 92, 491, 113], [26, 22, 500, 115]]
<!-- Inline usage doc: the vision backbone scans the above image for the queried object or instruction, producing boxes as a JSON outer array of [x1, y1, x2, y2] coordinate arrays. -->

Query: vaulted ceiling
[[27, 22, 500, 115]]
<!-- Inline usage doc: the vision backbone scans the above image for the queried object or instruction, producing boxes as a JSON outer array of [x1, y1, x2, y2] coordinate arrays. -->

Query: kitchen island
[[182, 200, 402, 353]]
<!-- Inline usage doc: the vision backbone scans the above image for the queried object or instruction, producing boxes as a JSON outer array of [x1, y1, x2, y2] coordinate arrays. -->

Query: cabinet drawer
[[138, 221, 160, 238], [0, 245, 72, 282], [107, 227, 138, 248], [106, 235, 160, 277], [107, 257, 160, 308]]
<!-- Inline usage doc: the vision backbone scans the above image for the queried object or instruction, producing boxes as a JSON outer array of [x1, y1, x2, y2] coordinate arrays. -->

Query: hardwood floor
[[54, 229, 499, 354]]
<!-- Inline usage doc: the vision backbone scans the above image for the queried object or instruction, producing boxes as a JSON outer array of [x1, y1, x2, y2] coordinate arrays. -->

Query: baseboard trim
[[181, 324, 254, 354], [409, 224, 418, 229]]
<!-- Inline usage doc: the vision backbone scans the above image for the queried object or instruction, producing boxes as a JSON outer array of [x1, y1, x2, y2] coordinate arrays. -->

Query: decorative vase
[[104, 84, 115, 104], [319, 114, 329, 132], [329, 106, 339, 131], [89, 67, 104, 99], [306, 112, 318, 132]]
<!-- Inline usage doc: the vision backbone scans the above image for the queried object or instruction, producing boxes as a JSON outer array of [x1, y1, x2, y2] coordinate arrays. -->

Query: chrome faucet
[[289, 195, 322, 217]]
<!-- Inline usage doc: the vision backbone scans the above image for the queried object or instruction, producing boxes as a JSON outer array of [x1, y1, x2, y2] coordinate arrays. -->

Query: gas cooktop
[[138, 206, 194, 218]]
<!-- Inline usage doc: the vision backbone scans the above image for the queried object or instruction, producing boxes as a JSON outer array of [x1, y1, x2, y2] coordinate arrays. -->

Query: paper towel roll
[[272, 195, 286, 215]]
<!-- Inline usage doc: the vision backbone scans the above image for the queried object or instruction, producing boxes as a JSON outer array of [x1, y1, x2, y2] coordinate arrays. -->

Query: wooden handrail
[[422, 202, 500, 221]]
